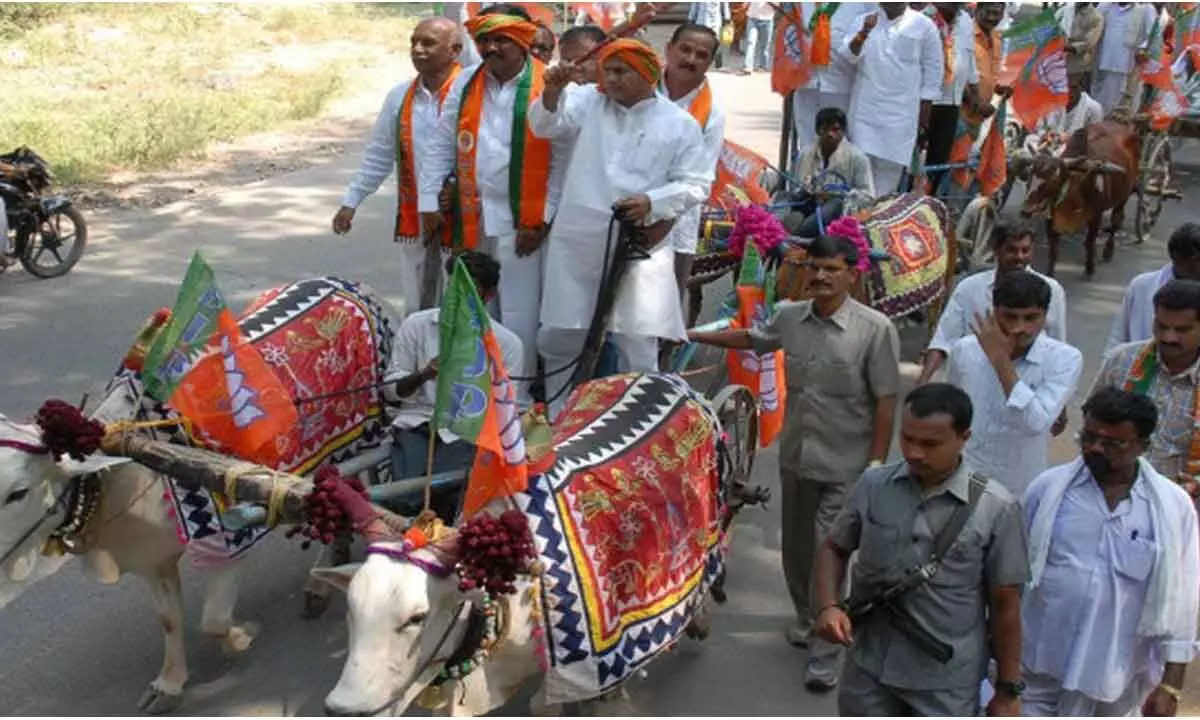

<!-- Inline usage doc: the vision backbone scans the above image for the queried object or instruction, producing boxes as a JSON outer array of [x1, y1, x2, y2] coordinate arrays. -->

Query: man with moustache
[[659, 23, 726, 304], [530, 39, 713, 419], [421, 4, 569, 406], [943, 272, 1082, 497], [1093, 280, 1200, 489], [332, 17, 465, 315], [919, 223, 1067, 386], [688, 235, 900, 689], [1020, 387, 1198, 716], [1106, 224, 1200, 354], [812, 383, 1028, 715], [531, 22, 557, 64]]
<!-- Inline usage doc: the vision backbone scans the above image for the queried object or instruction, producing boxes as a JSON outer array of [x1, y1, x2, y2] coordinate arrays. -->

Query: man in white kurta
[[944, 272, 1082, 497], [841, 4, 943, 197], [791, 3, 876, 152], [1106, 223, 1200, 355], [659, 24, 726, 305], [529, 40, 713, 418], [1092, 2, 1156, 115], [1021, 387, 1199, 716], [333, 18, 468, 317], [419, 12, 570, 405], [919, 224, 1067, 385], [1025, 74, 1103, 154]]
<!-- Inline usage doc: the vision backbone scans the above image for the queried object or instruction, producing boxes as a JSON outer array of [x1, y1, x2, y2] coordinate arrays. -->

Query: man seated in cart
[[382, 250, 525, 479], [1023, 72, 1103, 155], [778, 107, 875, 239]]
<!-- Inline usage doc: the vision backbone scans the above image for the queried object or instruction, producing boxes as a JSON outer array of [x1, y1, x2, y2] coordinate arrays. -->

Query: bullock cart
[[1130, 111, 1200, 242]]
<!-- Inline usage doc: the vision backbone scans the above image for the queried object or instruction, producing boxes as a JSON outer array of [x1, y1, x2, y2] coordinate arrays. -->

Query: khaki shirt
[[751, 298, 900, 483], [1067, 4, 1105, 76], [829, 460, 1030, 691]]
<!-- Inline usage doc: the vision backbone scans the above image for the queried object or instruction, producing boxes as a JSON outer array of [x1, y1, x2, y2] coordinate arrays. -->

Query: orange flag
[[725, 245, 786, 448], [771, 5, 812, 96], [999, 8, 1069, 128], [709, 141, 773, 211], [975, 100, 1009, 197]]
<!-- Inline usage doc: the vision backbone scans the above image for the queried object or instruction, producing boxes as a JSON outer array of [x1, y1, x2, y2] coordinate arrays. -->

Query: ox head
[[1020, 154, 1128, 222], [313, 538, 474, 716], [0, 399, 132, 604]]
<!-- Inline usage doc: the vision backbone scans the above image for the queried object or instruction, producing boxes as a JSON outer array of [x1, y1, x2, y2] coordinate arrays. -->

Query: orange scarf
[[686, 79, 713, 129], [453, 61, 552, 250], [396, 65, 463, 242], [933, 11, 955, 89]]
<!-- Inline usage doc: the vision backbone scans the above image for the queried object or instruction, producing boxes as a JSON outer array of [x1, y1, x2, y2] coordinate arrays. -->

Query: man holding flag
[[384, 250, 524, 483], [420, 4, 570, 406], [788, 3, 876, 152], [688, 235, 900, 691]]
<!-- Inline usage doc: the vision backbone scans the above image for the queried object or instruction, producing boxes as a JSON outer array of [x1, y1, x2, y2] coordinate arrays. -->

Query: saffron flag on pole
[[1144, 10, 1190, 131], [771, 4, 812, 96], [571, 3, 616, 31], [1000, 8, 1069, 129], [975, 98, 1009, 197], [709, 141, 774, 212], [140, 252, 298, 466], [944, 111, 984, 196], [725, 245, 786, 448], [433, 258, 527, 517]]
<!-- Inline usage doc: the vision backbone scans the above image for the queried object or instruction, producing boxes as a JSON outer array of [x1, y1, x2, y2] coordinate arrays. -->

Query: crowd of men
[[329, 1, 1199, 717]]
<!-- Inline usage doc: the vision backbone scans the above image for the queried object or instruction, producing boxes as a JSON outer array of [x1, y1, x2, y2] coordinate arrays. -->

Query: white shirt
[[661, 80, 726, 255], [1033, 92, 1104, 145], [934, 9, 980, 107], [945, 333, 1082, 496], [747, 1, 774, 21], [928, 268, 1068, 354], [1097, 3, 1156, 74], [383, 308, 524, 441], [800, 3, 876, 95], [1105, 264, 1173, 356], [420, 63, 569, 237], [841, 7, 944, 166], [341, 75, 453, 220], [1022, 464, 1199, 702], [529, 85, 712, 339]]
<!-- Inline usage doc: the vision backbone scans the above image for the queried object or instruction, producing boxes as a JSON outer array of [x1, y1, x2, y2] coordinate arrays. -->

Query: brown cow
[[1020, 121, 1139, 279]]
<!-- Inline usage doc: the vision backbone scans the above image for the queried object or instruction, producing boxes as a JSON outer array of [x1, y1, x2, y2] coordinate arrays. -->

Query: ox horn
[[1063, 157, 1089, 171], [1096, 161, 1127, 175], [99, 432, 408, 530]]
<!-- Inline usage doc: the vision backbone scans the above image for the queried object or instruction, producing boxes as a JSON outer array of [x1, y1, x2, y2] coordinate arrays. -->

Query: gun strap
[[929, 471, 988, 566]]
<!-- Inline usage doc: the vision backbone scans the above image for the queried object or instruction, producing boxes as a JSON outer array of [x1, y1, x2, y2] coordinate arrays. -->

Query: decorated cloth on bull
[[520, 373, 728, 703], [855, 194, 950, 319], [119, 276, 396, 566]]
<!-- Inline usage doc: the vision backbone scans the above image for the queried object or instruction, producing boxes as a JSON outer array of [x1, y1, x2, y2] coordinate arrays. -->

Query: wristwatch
[[994, 679, 1026, 698]]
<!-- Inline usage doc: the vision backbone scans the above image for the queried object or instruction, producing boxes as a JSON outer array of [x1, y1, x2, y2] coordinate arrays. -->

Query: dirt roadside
[[68, 52, 413, 212]]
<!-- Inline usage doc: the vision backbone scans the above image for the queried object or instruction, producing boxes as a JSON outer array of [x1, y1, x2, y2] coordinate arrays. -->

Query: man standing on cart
[[529, 39, 713, 418]]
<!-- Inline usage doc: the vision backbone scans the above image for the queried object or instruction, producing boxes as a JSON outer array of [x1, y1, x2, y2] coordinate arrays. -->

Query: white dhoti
[[1092, 70, 1131, 116], [792, 89, 853, 155], [489, 232, 544, 406], [868, 155, 907, 198], [538, 206, 685, 417], [1020, 671, 1154, 717]]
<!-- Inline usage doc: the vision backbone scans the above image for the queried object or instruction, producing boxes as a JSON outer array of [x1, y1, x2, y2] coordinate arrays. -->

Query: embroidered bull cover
[[857, 193, 950, 319], [520, 373, 728, 703], [118, 277, 395, 565]]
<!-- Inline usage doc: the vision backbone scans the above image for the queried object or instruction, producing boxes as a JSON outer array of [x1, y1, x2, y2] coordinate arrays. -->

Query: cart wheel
[[1136, 133, 1172, 243], [711, 384, 758, 488]]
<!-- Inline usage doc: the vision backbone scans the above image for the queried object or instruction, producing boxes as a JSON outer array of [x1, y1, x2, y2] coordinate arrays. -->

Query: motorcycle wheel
[[19, 205, 87, 279]]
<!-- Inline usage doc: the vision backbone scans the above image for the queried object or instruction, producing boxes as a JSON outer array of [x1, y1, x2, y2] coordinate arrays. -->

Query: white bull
[[0, 381, 257, 714]]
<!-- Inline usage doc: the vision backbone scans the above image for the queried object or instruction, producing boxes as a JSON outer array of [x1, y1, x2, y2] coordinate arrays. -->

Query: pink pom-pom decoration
[[824, 216, 871, 272], [726, 204, 786, 259]]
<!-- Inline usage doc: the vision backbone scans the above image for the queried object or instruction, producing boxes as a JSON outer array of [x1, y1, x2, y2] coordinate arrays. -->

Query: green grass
[[0, 3, 421, 184]]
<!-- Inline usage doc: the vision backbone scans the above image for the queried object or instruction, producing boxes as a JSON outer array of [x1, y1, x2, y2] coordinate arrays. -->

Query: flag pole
[[423, 430, 436, 513]]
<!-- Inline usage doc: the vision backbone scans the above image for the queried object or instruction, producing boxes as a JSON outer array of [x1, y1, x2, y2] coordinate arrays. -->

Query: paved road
[[3, 55, 1200, 716]]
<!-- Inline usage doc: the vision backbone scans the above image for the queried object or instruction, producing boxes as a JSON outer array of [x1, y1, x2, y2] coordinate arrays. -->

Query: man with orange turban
[[529, 39, 715, 419], [420, 3, 569, 407]]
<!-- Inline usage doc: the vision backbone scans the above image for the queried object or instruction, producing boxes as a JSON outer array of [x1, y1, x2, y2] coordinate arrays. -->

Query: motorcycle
[[1, 146, 87, 279]]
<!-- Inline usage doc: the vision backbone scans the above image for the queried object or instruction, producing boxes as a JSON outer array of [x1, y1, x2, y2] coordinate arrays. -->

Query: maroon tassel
[[34, 399, 105, 462], [455, 509, 536, 596], [289, 465, 369, 548]]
